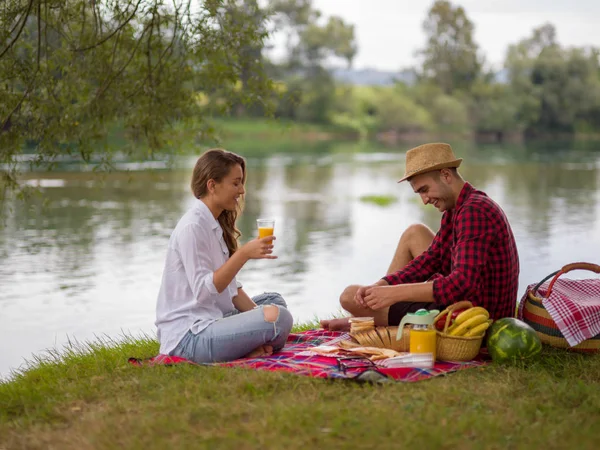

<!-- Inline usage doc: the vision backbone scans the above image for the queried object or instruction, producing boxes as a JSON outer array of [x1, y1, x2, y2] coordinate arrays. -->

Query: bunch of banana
[[434, 303, 493, 338]]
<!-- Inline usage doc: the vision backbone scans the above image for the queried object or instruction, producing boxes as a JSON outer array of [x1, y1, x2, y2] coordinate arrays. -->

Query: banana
[[449, 314, 489, 336], [454, 306, 489, 325], [463, 319, 493, 337]]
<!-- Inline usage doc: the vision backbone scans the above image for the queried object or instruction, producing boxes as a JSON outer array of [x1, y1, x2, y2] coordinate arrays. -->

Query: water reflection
[[1, 141, 599, 378]]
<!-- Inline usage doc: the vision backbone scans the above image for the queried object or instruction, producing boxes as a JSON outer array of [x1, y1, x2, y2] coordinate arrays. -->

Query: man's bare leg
[[386, 223, 435, 274], [320, 285, 389, 331], [321, 224, 435, 331]]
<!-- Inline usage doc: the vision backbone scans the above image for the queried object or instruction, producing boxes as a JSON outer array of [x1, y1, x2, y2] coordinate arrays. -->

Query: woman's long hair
[[191, 148, 246, 257]]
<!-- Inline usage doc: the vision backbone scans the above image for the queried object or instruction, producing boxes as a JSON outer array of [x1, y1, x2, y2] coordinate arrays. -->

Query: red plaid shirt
[[383, 183, 520, 320]]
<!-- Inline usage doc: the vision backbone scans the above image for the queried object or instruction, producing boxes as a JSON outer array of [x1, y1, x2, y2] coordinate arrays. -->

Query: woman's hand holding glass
[[240, 235, 277, 260]]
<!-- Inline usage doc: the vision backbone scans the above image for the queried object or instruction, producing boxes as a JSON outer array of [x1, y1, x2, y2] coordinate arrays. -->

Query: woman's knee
[[254, 292, 287, 309], [263, 305, 279, 322], [263, 305, 293, 329]]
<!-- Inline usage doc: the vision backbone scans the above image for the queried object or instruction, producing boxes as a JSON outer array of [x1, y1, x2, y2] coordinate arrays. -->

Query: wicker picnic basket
[[522, 262, 600, 353], [434, 302, 484, 361], [350, 326, 410, 352]]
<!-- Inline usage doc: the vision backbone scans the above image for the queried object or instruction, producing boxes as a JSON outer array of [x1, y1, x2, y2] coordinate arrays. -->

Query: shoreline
[[215, 118, 600, 146]]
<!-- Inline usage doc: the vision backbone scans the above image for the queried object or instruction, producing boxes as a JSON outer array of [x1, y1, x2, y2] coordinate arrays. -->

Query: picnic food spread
[[318, 301, 545, 367]]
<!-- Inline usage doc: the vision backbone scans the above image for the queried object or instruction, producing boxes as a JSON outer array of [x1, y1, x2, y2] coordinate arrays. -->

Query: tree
[[0, 0, 274, 195], [219, 0, 272, 116], [418, 0, 481, 95], [505, 23, 600, 134], [267, 0, 356, 123], [469, 81, 522, 135]]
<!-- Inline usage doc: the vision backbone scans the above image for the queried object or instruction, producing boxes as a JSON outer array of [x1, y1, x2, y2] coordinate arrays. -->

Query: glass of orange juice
[[256, 218, 275, 240]]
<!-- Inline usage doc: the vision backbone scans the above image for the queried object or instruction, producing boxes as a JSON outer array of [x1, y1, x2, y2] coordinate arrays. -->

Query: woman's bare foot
[[244, 345, 273, 358], [320, 317, 351, 331]]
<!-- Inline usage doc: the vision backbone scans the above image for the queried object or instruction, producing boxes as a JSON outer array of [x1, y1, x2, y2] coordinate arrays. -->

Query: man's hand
[[354, 285, 372, 308], [364, 285, 400, 310]]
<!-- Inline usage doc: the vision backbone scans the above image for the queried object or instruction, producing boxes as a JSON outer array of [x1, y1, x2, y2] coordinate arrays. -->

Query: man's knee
[[340, 285, 360, 311], [403, 223, 432, 240]]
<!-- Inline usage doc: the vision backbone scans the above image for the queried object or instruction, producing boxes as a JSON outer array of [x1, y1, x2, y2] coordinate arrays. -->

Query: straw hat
[[398, 143, 462, 183]]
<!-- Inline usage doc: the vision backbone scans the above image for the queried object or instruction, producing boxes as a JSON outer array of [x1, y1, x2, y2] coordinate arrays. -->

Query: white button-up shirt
[[155, 199, 239, 355]]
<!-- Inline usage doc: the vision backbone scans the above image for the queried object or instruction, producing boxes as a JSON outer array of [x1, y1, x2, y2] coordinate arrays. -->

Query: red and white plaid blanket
[[518, 278, 600, 347]]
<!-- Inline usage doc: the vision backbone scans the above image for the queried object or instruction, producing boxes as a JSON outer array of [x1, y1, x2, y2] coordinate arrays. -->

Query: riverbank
[[208, 118, 600, 147], [1, 324, 599, 449]]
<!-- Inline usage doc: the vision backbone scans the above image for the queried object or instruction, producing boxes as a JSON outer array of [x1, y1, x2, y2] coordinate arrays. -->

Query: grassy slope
[[211, 117, 355, 137], [1, 326, 599, 450]]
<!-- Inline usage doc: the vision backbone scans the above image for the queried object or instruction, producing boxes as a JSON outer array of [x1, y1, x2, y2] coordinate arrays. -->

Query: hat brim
[[397, 159, 463, 183]]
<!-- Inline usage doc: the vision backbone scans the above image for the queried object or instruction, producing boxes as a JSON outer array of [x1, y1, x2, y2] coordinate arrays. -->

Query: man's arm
[[365, 207, 497, 310], [430, 205, 495, 306]]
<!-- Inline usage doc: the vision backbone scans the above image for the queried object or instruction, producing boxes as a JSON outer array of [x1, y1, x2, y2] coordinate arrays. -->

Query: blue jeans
[[170, 293, 293, 363]]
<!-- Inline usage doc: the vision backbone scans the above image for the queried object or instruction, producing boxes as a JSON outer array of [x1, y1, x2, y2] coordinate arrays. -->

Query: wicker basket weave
[[434, 301, 484, 362], [523, 263, 600, 353]]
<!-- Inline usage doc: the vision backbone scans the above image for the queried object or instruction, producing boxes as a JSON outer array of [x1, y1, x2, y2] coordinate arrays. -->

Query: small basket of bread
[[348, 317, 410, 352]]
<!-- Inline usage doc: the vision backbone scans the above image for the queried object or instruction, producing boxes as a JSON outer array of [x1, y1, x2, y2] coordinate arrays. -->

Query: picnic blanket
[[129, 330, 487, 382], [518, 278, 600, 347]]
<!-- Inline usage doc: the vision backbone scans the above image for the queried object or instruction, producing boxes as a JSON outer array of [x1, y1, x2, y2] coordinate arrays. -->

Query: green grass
[[1, 323, 599, 450], [211, 117, 357, 139], [359, 195, 398, 207]]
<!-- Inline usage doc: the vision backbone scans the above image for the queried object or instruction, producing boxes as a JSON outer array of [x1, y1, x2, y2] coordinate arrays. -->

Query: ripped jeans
[[170, 293, 293, 363]]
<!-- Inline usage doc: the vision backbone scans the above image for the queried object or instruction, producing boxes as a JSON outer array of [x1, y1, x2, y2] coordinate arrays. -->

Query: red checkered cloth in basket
[[518, 278, 600, 347]]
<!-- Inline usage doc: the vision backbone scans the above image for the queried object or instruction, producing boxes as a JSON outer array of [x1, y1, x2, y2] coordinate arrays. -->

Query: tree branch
[[0, 0, 35, 60], [37, 0, 41, 70], [93, 24, 150, 102], [74, 0, 142, 52], [80, 0, 88, 47], [44, 0, 48, 66], [125, 11, 183, 102], [147, 8, 155, 88], [1, 69, 39, 132]]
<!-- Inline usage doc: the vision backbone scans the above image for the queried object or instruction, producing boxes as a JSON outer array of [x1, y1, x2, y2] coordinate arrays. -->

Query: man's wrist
[[391, 284, 405, 302]]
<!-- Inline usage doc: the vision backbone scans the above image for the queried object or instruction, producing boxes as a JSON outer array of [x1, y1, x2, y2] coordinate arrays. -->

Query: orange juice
[[409, 327, 437, 361], [258, 227, 274, 239]]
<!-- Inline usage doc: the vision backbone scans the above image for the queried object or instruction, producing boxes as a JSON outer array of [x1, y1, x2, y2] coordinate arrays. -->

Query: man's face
[[409, 171, 454, 212]]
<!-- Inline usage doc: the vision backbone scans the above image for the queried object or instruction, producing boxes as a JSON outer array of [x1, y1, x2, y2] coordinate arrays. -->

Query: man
[[321, 142, 520, 331]]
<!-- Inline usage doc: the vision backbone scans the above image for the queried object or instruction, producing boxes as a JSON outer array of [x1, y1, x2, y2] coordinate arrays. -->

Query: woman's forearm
[[213, 250, 248, 293], [232, 288, 257, 312]]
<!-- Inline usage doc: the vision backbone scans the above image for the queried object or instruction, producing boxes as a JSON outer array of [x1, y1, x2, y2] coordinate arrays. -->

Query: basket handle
[[432, 300, 473, 334], [532, 262, 600, 299]]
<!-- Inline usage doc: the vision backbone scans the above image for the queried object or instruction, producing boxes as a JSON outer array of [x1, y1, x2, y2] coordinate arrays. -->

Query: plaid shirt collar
[[453, 182, 474, 211]]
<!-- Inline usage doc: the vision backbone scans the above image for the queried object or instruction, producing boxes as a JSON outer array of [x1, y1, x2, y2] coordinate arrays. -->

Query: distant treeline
[[2, 1, 600, 192], [217, 1, 600, 142]]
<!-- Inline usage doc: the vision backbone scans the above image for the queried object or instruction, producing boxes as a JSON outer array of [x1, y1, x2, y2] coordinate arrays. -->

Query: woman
[[155, 148, 293, 363]]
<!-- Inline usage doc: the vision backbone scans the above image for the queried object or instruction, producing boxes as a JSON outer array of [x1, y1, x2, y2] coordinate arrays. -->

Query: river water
[[1, 140, 599, 378]]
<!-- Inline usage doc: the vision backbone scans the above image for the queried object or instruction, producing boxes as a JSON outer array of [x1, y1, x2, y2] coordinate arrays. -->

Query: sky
[[266, 0, 600, 72]]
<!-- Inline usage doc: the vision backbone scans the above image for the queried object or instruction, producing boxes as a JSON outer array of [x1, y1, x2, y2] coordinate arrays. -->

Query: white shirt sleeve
[[175, 223, 219, 300]]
